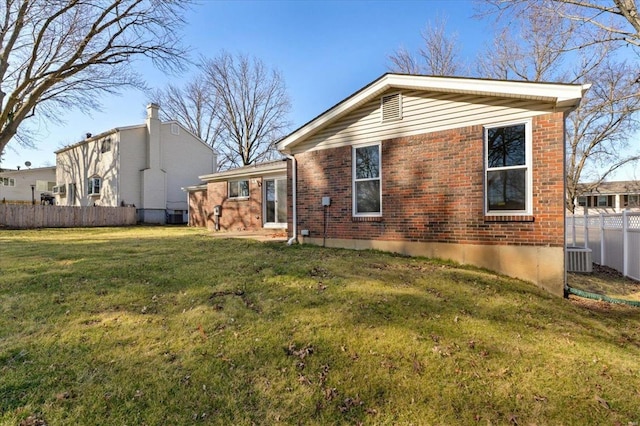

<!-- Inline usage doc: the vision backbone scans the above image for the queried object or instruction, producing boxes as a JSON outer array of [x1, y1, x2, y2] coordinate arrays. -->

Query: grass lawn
[[1, 226, 639, 425], [568, 264, 640, 302]]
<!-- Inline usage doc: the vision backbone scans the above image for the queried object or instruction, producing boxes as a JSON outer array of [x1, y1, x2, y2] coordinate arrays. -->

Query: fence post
[[623, 209, 629, 277], [583, 211, 588, 249], [600, 213, 605, 266]]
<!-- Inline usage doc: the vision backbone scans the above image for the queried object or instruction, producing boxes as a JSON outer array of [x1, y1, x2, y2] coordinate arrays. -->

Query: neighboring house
[[186, 160, 287, 231], [277, 73, 588, 297], [0, 166, 56, 204], [574, 181, 640, 213], [55, 104, 216, 224]]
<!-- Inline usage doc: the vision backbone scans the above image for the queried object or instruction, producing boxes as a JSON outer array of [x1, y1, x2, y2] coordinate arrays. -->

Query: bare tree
[[387, 46, 422, 74], [150, 76, 222, 151], [566, 60, 640, 211], [200, 52, 291, 169], [483, 0, 640, 50], [476, 5, 640, 213], [476, 9, 579, 81], [388, 15, 463, 76], [0, 0, 191, 155]]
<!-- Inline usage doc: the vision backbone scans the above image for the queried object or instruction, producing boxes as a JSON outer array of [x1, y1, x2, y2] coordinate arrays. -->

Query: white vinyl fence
[[566, 211, 640, 281]]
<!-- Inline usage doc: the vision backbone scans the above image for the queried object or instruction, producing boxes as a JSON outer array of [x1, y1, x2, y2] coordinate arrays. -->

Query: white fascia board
[[277, 78, 392, 153], [276, 73, 590, 153], [198, 161, 287, 182], [385, 74, 589, 105], [182, 184, 207, 192], [54, 128, 121, 154]]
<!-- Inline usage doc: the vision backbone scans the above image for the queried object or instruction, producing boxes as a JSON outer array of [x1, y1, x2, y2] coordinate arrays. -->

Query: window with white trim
[[88, 177, 101, 196], [229, 180, 249, 199], [1, 177, 15, 187], [353, 143, 381, 216], [485, 121, 532, 214]]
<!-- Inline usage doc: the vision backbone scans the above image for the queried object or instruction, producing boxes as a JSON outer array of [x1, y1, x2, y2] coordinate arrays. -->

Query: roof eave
[[199, 161, 287, 182]]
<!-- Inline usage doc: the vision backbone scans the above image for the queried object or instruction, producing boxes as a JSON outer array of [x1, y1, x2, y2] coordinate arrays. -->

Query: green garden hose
[[567, 286, 640, 307]]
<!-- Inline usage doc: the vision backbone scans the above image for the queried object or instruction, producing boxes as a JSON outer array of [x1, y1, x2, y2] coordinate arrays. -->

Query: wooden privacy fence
[[566, 211, 640, 281], [0, 205, 137, 228]]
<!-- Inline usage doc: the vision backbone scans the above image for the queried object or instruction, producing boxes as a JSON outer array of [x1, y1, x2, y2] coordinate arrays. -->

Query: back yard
[[1, 227, 639, 425]]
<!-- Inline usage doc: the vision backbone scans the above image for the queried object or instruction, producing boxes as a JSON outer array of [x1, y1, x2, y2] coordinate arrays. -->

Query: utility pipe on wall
[[286, 154, 297, 245]]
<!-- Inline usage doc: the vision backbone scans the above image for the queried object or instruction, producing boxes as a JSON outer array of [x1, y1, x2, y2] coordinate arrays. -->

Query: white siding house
[[0, 166, 56, 204], [54, 104, 216, 223]]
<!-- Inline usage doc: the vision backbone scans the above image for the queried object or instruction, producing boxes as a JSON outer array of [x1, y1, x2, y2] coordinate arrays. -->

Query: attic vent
[[171, 123, 180, 135], [381, 92, 402, 122]]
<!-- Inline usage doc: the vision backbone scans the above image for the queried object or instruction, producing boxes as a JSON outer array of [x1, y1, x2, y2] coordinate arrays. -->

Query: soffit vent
[[381, 92, 402, 122]]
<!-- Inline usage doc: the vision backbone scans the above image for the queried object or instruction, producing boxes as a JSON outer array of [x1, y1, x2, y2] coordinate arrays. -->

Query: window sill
[[352, 216, 383, 222], [484, 215, 534, 223]]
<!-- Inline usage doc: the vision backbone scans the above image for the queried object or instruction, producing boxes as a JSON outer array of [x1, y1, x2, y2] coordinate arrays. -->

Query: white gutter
[[286, 154, 297, 245]]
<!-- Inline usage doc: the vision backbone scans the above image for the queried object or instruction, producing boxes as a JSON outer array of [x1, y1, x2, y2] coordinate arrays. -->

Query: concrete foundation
[[300, 236, 565, 297]]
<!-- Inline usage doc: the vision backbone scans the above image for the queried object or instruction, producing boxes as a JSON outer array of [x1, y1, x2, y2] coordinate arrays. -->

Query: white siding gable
[[291, 89, 556, 154]]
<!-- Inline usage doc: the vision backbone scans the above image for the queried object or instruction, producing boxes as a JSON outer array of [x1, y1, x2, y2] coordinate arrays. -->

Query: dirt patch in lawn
[[568, 263, 640, 302]]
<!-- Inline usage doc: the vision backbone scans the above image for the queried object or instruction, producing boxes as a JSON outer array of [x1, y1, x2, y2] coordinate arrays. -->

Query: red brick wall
[[189, 179, 264, 231], [188, 189, 209, 227], [290, 113, 565, 247]]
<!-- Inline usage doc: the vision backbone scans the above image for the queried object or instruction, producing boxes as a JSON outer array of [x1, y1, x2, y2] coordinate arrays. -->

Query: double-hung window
[[229, 180, 249, 199], [353, 143, 381, 216], [485, 121, 532, 215], [88, 177, 101, 196], [1, 177, 15, 187]]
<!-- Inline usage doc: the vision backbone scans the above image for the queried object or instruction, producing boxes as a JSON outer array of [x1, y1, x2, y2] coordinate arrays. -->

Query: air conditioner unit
[[166, 214, 184, 225], [52, 185, 66, 196], [566, 246, 593, 273]]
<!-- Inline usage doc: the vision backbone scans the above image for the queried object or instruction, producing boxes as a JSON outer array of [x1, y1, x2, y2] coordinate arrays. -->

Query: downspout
[[285, 154, 297, 245], [185, 188, 190, 227]]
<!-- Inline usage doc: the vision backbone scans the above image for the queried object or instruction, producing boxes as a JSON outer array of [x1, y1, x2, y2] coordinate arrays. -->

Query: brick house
[[277, 74, 589, 296], [186, 160, 288, 231]]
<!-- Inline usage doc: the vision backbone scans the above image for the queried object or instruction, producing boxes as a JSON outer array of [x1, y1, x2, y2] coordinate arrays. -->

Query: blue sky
[[4, 0, 491, 169], [6, 0, 635, 180]]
